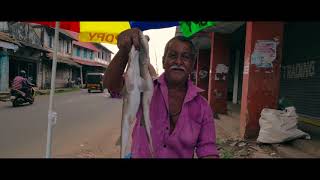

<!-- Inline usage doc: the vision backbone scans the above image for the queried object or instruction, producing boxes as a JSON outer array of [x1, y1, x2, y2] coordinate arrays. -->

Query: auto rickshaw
[[86, 73, 104, 93]]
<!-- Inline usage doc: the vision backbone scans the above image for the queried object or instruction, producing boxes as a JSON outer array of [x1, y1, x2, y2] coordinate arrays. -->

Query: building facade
[[179, 22, 319, 139]]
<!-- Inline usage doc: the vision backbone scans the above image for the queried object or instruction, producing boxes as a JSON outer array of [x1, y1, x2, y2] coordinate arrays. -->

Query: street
[[0, 89, 122, 158]]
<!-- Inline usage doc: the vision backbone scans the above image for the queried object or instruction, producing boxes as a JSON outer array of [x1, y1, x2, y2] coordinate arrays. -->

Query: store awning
[[72, 57, 107, 68], [47, 53, 82, 68], [0, 32, 20, 51], [20, 41, 51, 53]]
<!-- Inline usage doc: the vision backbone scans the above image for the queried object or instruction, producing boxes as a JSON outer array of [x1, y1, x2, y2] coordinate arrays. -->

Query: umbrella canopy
[[32, 21, 179, 44], [32, 21, 216, 44]]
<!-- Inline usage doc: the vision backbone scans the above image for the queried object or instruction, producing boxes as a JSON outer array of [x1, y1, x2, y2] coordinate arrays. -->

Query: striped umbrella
[[32, 21, 216, 43], [32, 21, 179, 44]]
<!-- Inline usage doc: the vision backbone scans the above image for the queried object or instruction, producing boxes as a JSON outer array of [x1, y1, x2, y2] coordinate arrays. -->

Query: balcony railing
[[7, 22, 42, 46]]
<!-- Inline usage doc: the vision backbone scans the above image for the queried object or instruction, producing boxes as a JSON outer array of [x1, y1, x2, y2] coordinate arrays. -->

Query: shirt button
[[163, 144, 167, 148], [166, 127, 169, 130]]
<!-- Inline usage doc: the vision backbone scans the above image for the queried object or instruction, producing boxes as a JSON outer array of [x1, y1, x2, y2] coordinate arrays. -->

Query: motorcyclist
[[12, 70, 35, 100]]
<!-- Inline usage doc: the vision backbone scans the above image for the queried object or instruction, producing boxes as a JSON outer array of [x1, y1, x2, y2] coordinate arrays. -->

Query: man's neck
[[165, 77, 188, 91]]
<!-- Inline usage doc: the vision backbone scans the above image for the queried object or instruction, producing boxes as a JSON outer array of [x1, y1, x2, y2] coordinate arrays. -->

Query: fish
[[139, 34, 154, 157], [120, 33, 154, 158]]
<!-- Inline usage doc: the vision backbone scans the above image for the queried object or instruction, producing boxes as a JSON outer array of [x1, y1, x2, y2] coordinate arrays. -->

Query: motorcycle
[[10, 86, 36, 107]]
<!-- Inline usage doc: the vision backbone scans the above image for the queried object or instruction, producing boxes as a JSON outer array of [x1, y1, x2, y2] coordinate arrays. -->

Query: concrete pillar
[[70, 67, 72, 81], [37, 61, 43, 89], [208, 32, 230, 114], [0, 49, 9, 92], [232, 49, 240, 104], [42, 62, 46, 89], [80, 66, 83, 88], [240, 22, 284, 139], [196, 49, 211, 99]]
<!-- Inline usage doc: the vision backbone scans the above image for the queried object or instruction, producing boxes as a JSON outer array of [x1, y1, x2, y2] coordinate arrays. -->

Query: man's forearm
[[104, 49, 129, 92]]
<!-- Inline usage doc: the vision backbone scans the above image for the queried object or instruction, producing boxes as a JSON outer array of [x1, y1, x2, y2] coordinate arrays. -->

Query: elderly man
[[104, 28, 219, 158]]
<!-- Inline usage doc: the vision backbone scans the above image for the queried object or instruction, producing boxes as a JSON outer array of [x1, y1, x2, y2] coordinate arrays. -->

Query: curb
[[0, 92, 10, 102]]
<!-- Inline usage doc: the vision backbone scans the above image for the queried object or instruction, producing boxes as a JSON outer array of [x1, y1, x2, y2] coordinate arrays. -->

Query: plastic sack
[[257, 107, 311, 143]]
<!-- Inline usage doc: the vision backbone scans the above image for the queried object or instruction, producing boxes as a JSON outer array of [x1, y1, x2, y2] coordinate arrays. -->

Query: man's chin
[[167, 74, 187, 83]]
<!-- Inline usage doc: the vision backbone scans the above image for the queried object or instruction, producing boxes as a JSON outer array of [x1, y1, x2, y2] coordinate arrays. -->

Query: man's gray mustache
[[169, 65, 186, 72]]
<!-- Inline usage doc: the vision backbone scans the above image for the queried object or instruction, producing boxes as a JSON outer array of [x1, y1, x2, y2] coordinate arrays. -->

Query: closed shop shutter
[[280, 22, 320, 119]]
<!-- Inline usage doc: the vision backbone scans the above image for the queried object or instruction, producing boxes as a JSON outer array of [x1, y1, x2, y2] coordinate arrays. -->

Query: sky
[[102, 26, 177, 75]]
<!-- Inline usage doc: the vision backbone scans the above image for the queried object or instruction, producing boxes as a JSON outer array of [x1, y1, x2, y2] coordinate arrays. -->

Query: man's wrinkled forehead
[[166, 39, 193, 54]]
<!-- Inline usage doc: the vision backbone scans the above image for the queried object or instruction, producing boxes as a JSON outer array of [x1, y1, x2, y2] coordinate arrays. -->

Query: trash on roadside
[[237, 142, 247, 147], [270, 152, 276, 156], [257, 106, 311, 144]]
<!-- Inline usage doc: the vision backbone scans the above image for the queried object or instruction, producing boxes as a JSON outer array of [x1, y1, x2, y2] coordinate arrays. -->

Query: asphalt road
[[0, 89, 123, 158]]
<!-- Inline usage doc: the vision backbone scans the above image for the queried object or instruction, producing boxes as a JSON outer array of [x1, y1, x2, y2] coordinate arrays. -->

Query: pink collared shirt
[[12, 76, 26, 90], [131, 73, 219, 158]]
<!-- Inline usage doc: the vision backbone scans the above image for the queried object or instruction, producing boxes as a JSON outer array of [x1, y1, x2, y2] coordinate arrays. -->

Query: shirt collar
[[156, 73, 204, 103]]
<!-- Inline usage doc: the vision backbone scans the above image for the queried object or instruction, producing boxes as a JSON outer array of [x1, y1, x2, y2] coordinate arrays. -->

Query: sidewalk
[[271, 121, 320, 158], [0, 91, 10, 102], [215, 102, 320, 158], [215, 105, 279, 158]]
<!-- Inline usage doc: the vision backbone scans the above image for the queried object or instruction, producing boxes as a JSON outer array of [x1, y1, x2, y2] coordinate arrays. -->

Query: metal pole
[[46, 21, 60, 158]]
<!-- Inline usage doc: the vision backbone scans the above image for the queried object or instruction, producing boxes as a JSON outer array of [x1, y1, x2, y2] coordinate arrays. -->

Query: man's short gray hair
[[163, 36, 196, 62]]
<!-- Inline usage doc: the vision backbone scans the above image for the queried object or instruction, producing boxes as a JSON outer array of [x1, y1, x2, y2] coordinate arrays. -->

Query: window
[[73, 47, 77, 56], [65, 40, 69, 54], [90, 51, 93, 60], [69, 42, 72, 54], [76, 47, 81, 57], [102, 52, 104, 60], [83, 49, 87, 59], [64, 40, 68, 54], [59, 39, 63, 53], [98, 52, 101, 59], [49, 36, 53, 48]]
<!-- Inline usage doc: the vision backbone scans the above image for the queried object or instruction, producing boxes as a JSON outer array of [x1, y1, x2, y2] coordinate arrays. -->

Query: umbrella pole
[[45, 21, 60, 158]]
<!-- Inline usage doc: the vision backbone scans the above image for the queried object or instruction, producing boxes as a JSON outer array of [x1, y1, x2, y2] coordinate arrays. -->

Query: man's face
[[162, 40, 195, 84]]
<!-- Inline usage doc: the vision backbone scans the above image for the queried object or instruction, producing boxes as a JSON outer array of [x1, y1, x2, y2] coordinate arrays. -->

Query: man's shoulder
[[194, 94, 210, 107], [14, 76, 22, 80], [189, 93, 212, 114]]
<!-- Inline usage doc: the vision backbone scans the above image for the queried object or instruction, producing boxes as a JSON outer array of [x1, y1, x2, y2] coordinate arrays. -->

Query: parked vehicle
[[86, 73, 104, 93]]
